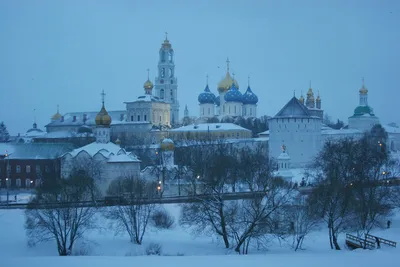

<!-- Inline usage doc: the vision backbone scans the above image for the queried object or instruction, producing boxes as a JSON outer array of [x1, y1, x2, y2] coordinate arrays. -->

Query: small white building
[[61, 96, 141, 195]]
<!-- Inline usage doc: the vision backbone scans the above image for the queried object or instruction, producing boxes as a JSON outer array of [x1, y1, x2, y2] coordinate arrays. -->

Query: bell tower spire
[[154, 33, 179, 125]]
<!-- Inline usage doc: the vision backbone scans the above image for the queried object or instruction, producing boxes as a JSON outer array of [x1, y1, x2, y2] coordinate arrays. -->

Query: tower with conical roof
[[198, 75, 216, 119], [154, 33, 179, 125], [276, 144, 293, 181], [94, 90, 112, 143], [348, 78, 379, 131], [242, 76, 258, 118]]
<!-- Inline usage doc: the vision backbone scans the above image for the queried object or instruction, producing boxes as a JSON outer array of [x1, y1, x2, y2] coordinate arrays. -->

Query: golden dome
[[299, 95, 305, 104], [51, 112, 62, 121], [316, 95, 321, 102], [162, 39, 172, 49], [115, 138, 121, 145], [160, 138, 174, 151], [144, 79, 153, 90], [306, 88, 314, 96], [217, 72, 239, 93], [359, 85, 368, 95], [95, 105, 112, 127], [51, 105, 62, 120]]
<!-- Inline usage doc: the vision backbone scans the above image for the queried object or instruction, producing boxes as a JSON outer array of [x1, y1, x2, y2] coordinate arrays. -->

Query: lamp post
[[5, 150, 10, 206]]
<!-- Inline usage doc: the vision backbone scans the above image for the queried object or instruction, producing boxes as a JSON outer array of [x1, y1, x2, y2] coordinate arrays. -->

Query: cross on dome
[[226, 58, 230, 73], [101, 90, 106, 105]]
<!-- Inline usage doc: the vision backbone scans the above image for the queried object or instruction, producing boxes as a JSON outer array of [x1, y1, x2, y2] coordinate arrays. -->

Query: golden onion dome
[[162, 39, 172, 49], [359, 85, 368, 95], [51, 112, 62, 121], [115, 138, 121, 145], [299, 95, 305, 104], [217, 72, 239, 93], [144, 79, 153, 90], [95, 105, 112, 127], [160, 138, 175, 151], [306, 88, 314, 96], [316, 95, 321, 102]]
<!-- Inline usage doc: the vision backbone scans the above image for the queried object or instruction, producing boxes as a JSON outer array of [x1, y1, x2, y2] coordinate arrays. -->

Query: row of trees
[[24, 124, 400, 255], [306, 124, 398, 250]]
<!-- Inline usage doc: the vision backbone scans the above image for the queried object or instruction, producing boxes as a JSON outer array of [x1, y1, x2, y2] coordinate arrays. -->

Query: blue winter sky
[[0, 0, 399, 135]]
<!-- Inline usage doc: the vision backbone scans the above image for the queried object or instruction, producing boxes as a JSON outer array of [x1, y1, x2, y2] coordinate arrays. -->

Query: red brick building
[[0, 143, 74, 189]]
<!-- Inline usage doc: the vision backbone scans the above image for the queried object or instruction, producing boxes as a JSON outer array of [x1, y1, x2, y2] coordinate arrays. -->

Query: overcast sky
[[0, 0, 399, 135]]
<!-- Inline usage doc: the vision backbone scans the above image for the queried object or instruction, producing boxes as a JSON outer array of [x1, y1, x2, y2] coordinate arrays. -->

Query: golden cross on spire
[[206, 74, 209, 85], [147, 68, 150, 80], [165, 31, 168, 40], [101, 90, 106, 105], [248, 75, 250, 86], [226, 57, 230, 73]]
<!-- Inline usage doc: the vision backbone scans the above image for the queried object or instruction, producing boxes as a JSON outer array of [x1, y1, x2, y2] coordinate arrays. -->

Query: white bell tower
[[154, 32, 179, 125]]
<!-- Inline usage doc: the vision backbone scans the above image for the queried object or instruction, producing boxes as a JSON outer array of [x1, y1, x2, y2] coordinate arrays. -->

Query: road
[[0, 191, 267, 210]]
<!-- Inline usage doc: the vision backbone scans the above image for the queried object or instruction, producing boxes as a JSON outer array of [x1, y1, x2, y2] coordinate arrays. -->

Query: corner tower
[[154, 33, 179, 125]]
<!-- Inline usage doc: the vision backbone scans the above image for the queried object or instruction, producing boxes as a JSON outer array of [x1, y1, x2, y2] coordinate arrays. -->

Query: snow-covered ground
[[1, 204, 399, 267]]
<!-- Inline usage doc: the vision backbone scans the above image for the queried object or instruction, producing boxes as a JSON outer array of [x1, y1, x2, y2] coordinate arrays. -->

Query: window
[[160, 89, 165, 99], [137, 115, 140, 121], [131, 115, 134, 121], [35, 179, 41, 187], [26, 165, 31, 173], [169, 68, 173, 77], [36, 165, 40, 173], [0, 179, 2, 187], [250, 108, 252, 116], [16, 178, 21, 187], [7, 165, 10, 173], [208, 108, 210, 115], [45, 165, 50, 173], [170, 89, 173, 98], [16, 165, 21, 173], [160, 116, 162, 122], [161, 68, 165, 78], [25, 179, 31, 188], [144, 115, 147, 121]]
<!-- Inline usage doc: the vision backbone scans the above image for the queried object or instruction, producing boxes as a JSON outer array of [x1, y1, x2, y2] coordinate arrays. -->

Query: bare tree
[[307, 138, 358, 250], [179, 141, 236, 249], [285, 195, 320, 251], [229, 177, 294, 254], [25, 171, 98, 256], [104, 175, 158, 244]]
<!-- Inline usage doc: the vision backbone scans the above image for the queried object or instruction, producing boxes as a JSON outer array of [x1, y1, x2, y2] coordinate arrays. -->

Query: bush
[[151, 209, 175, 229], [146, 242, 162, 256]]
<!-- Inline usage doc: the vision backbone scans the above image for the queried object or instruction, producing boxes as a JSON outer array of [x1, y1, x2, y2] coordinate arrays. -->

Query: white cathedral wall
[[243, 104, 257, 118], [268, 117, 322, 168], [348, 116, 380, 133], [199, 103, 215, 118], [224, 102, 242, 117]]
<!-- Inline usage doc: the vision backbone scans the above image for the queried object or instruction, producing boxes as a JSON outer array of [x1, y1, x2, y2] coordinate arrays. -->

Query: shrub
[[146, 242, 162, 256], [151, 209, 175, 229]]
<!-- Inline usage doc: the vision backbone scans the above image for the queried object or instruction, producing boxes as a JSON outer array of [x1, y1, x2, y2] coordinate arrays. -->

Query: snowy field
[[1, 204, 399, 267]]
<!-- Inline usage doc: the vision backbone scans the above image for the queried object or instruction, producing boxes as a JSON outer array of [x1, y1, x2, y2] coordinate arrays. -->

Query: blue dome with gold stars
[[198, 85, 216, 104], [242, 86, 258, 104], [224, 83, 243, 102]]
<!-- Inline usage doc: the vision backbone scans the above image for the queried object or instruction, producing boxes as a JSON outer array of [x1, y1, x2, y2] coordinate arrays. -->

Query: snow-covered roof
[[63, 141, 139, 163], [383, 124, 400, 134], [169, 123, 251, 133], [129, 94, 168, 103], [258, 130, 269, 136], [45, 110, 127, 127], [0, 143, 74, 159], [321, 128, 362, 135], [108, 153, 139, 163]]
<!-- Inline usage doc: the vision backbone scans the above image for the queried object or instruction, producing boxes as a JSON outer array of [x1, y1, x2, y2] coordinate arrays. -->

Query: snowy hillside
[[1, 204, 400, 267]]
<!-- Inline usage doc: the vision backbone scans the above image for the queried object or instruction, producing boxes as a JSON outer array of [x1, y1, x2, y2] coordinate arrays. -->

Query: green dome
[[354, 105, 375, 116]]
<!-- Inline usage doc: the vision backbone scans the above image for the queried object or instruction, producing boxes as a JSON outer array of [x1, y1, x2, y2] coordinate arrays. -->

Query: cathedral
[[197, 59, 259, 120], [45, 35, 179, 144]]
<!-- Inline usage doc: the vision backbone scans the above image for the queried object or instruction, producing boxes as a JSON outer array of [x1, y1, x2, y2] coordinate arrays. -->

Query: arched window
[[160, 89, 165, 99], [169, 68, 173, 77], [161, 68, 165, 78]]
